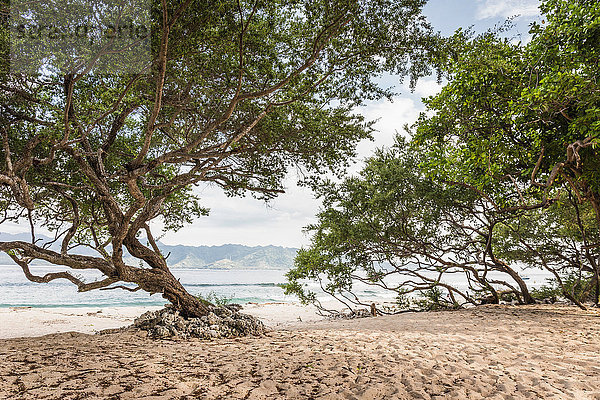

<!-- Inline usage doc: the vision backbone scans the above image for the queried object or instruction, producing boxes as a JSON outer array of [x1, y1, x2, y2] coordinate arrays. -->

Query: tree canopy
[[286, 0, 600, 313], [0, 0, 442, 317]]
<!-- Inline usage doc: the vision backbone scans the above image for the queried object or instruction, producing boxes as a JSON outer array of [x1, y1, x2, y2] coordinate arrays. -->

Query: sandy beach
[[0, 303, 326, 339], [0, 304, 599, 399]]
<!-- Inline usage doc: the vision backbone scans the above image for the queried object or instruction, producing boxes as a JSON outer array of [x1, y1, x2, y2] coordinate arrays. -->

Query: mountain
[[0, 233, 298, 269], [155, 243, 298, 269]]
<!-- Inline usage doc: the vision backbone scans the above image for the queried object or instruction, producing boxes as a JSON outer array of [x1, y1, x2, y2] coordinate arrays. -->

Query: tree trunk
[[562, 290, 587, 310], [134, 268, 211, 318], [491, 261, 535, 304], [488, 244, 535, 304], [485, 261, 535, 304], [481, 282, 500, 304], [503, 267, 535, 304], [593, 265, 599, 306], [163, 279, 212, 318], [486, 228, 535, 304]]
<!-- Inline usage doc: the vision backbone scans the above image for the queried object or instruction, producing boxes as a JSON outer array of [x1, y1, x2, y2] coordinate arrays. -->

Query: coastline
[[1, 304, 599, 399]]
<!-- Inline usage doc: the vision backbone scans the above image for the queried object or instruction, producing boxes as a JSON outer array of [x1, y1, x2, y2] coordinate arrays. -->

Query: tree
[[414, 0, 600, 304], [287, 0, 600, 312], [494, 190, 599, 308], [285, 139, 536, 314], [0, 0, 441, 317]]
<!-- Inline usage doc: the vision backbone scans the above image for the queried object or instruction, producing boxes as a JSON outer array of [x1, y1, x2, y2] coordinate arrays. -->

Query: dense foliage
[[0, 0, 441, 316], [286, 0, 600, 313]]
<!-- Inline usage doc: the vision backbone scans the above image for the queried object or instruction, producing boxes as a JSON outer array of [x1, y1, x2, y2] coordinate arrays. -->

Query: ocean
[[0, 264, 554, 308], [0, 265, 292, 308]]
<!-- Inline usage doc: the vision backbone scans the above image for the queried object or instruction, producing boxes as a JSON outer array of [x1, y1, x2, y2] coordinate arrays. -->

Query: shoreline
[[1, 300, 597, 340]]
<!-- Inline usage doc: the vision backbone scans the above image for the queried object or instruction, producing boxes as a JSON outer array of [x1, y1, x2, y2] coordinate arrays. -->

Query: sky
[[3, 0, 544, 249]]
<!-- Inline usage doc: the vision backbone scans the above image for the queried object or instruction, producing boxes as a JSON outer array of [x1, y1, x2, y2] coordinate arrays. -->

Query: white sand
[[0, 306, 160, 339], [1, 304, 599, 399], [0, 302, 325, 339]]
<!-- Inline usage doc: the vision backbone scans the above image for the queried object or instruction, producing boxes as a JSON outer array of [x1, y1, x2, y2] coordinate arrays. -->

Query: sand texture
[[0, 307, 162, 339], [0, 304, 599, 399], [0, 303, 325, 339]]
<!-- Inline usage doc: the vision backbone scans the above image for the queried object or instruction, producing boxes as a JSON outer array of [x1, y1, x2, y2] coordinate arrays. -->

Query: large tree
[[285, 139, 538, 313], [413, 0, 600, 304], [287, 0, 600, 312], [0, 0, 440, 317]]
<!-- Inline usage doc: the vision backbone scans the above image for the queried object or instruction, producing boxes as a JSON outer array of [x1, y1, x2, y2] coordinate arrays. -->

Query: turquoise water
[[0, 264, 554, 308], [0, 265, 293, 307]]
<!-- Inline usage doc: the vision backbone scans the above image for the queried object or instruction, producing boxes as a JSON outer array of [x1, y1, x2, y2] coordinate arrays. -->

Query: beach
[[0, 303, 599, 399], [0, 302, 326, 339]]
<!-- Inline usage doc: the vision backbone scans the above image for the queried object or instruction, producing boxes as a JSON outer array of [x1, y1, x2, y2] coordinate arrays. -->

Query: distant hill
[[150, 243, 298, 269], [0, 233, 298, 270]]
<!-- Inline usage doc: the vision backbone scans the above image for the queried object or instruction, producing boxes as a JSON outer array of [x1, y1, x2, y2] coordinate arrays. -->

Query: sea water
[[0, 265, 292, 308], [0, 264, 554, 308]]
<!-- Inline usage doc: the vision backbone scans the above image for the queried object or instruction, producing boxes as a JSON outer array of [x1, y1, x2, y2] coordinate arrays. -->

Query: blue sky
[[4, 0, 543, 248], [425, 0, 541, 36]]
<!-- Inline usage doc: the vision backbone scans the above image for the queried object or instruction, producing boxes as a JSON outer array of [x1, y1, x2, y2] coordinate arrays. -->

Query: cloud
[[354, 96, 424, 164], [160, 178, 320, 248], [164, 95, 426, 248], [0, 221, 53, 238], [413, 78, 444, 99], [6, 92, 428, 249], [476, 0, 540, 20], [8, 94, 424, 249], [162, 94, 426, 248]]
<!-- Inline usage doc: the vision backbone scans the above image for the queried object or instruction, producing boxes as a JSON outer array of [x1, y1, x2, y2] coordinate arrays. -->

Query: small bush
[[196, 291, 233, 306], [531, 285, 560, 302], [395, 292, 412, 310], [414, 287, 457, 311]]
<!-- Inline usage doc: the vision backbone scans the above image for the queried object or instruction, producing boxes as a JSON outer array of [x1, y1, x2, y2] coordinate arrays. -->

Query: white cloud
[[476, 0, 540, 20], [354, 96, 423, 165], [160, 177, 320, 248], [4, 92, 428, 249], [413, 78, 444, 99], [0, 221, 53, 238], [161, 94, 425, 248]]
